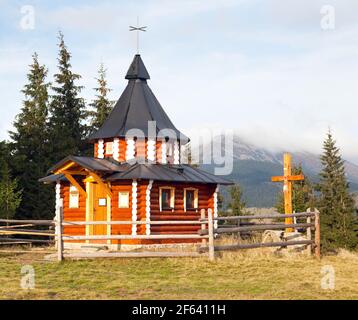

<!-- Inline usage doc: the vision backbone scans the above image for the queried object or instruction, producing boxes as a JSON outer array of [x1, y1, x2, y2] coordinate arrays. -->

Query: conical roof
[[88, 54, 188, 142], [125, 54, 150, 80]]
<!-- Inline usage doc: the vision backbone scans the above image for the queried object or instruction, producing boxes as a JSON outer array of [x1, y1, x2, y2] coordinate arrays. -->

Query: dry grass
[[0, 246, 357, 300]]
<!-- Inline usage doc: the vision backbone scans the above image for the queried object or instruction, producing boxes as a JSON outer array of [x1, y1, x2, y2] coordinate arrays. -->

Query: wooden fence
[[0, 218, 55, 253], [0, 208, 320, 261], [54, 208, 208, 261], [199, 208, 320, 261]]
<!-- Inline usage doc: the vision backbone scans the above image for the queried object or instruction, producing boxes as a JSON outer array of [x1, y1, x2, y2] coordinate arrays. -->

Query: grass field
[[1, 248, 357, 300]]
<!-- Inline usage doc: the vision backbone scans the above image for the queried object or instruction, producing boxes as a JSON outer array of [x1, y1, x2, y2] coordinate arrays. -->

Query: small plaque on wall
[[98, 198, 107, 206]]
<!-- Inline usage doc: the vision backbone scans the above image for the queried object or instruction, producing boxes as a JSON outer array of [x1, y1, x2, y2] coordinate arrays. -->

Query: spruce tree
[[318, 131, 358, 251], [87, 63, 113, 133], [227, 184, 246, 216], [48, 32, 86, 162], [0, 141, 10, 173], [0, 162, 22, 220], [9, 53, 53, 219], [275, 164, 316, 214]]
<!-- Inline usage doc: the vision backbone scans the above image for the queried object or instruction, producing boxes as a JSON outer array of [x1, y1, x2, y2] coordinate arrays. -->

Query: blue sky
[[1, 0, 358, 162]]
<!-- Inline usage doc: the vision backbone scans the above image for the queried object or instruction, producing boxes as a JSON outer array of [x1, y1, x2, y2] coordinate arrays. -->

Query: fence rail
[[199, 240, 315, 253], [0, 207, 320, 261], [0, 219, 54, 226], [61, 220, 204, 226], [62, 234, 208, 241], [199, 222, 315, 235], [203, 211, 316, 221]]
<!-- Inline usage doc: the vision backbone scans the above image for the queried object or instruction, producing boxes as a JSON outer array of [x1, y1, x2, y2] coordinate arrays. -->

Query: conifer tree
[[217, 191, 224, 214], [227, 184, 246, 216], [48, 32, 86, 162], [0, 141, 10, 173], [87, 63, 113, 133], [275, 164, 316, 214], [0, 162, 22, 220], [9, 53, 53, 219], [318, 131, 358, 251]]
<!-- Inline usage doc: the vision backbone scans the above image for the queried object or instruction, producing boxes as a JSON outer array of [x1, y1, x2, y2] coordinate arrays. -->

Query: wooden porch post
[[56, 204, 64, 262]]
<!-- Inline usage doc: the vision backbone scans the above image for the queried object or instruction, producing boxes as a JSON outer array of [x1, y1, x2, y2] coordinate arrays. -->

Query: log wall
[[62, 181, 86, 242], [93, 138, 127, 160], [145, 181, 216, 244], [110, 180, 133, 242], [61, 178, 217, 246], [92, 138, 179, 164]]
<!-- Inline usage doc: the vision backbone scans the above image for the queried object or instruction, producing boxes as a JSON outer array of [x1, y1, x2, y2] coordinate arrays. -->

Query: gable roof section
[[88, 54, 188, 142], [46, 155, 122, 175]]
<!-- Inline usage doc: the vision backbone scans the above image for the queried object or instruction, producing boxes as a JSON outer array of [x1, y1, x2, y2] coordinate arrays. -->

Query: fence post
[[200, 209, 207, 247], [237, 217, 241, 240], [207, 208, 215, 261], [314, 209, 320, 259], [306, 208, 312, 256], [57, 204, 64, 262]]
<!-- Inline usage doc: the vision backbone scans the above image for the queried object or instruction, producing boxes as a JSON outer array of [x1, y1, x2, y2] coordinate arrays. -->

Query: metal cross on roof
[[129, 17, 147, 54]]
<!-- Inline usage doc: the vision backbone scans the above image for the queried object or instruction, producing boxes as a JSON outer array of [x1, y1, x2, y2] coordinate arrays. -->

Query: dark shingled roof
[[88, 54, 188, 142], [125, 54, 150, 80], [46, 156, 122, 175], [107, 164, 233, 185], [40, 156, 233, 185], [39, 174, 67, 184]]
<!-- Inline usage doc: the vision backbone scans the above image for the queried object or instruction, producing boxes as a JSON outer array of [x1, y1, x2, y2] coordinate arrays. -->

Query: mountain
[[200, 135, 358, 207]]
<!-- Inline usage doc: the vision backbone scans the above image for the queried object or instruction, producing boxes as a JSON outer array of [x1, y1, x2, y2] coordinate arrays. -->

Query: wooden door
[[92, 182, 107, 237]]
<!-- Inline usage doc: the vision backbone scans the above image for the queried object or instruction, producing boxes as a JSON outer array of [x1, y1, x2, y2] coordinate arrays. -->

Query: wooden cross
[[271, 153, 304, 233]]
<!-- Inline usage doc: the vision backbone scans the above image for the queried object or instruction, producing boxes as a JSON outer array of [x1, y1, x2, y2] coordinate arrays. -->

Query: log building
[[40, 54, 232, 249]]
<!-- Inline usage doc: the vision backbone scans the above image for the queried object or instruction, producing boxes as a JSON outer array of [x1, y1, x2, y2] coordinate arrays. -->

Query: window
[[184, 188, 198, 212], [69, 185, 79, 208], [106, 142, 113, 155], [160, 187, 175, 211], [118, 191, 130, 208], [98, 198, 107, 206]]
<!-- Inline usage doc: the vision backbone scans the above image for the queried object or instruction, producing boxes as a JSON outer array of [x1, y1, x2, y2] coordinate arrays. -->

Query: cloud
[[0, 1, 358, 165], [36, 0, 244, 31]]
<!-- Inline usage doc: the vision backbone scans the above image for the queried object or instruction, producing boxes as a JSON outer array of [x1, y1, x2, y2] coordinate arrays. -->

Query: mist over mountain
[[200, 135, 358, 207]]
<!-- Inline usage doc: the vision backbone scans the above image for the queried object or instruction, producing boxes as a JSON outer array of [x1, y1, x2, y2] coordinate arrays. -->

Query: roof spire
[[129, 17, 147, 54], [125, 54, 150, 80]]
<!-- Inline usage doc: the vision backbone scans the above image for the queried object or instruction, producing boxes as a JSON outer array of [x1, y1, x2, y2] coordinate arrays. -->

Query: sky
[[0, 0, 358, 163]]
